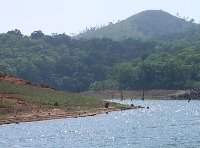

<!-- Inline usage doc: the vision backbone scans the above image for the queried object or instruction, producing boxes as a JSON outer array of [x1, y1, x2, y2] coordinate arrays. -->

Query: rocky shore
[[167, 88, 200, 100]]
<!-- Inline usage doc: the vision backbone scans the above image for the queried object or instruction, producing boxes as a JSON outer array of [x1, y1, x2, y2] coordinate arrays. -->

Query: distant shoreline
[[81, 89, 178, 100]]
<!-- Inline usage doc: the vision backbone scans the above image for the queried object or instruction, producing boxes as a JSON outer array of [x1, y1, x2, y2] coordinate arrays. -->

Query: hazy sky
[[1, 0, 200, 36]]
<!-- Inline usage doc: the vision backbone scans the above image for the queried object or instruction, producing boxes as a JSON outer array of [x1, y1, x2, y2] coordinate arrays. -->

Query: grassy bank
[[0, 80, 136, 125], [0, 81, 104, 109]]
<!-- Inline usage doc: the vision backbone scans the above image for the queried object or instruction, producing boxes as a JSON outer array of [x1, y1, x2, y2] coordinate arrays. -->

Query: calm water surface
[[1, 100, 200, 148]]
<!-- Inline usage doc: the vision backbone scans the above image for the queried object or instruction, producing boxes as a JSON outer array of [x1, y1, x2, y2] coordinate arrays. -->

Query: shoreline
[[0, 106, 140, 126], [81, 89, 178, 100]]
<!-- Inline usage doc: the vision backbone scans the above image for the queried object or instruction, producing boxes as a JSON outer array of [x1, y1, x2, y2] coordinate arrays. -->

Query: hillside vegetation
[[90, 49, 200, 91], [76, 10, 198, 41], [0, 31, 158, 92], [0, 10, 200, 92]]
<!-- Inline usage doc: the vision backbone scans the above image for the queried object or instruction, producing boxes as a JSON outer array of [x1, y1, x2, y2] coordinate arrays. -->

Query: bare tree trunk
[[120, 90, 124, 101], [142, 89, 144, 100]]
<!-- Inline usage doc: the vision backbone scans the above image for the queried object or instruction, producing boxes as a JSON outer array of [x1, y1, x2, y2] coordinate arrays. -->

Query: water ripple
[[1, 100, 200, 147]]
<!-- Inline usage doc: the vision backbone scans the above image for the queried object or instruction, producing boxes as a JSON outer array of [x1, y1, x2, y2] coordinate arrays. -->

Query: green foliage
[[7, 29, 23, 37], [1, 10, 200, 92], [30, 30, 45, 39], [89, 79, 119, 91], [0, 31, 158, 92], [0, 100, 11, 109], [76, 10, 198, 41], [103, 49, 200, 90]]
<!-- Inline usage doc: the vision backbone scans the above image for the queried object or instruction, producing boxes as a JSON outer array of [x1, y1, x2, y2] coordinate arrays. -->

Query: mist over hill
[[76, 10, 199, 41]]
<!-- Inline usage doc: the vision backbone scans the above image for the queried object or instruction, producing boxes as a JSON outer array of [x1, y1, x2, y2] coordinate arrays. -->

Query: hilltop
[[76, 10, 198, 41]]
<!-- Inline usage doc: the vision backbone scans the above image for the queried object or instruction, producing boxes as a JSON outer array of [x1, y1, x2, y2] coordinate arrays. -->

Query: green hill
[[0, 10, 200, 92], [0, 32, 158, 92], [76, 10, 198, 41]]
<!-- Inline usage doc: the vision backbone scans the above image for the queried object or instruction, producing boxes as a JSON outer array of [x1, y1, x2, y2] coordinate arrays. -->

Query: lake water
[[0, 100, 200, 148]]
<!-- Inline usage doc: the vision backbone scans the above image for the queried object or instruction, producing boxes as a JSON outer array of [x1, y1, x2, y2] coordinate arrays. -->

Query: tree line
[[0, 29, 200, 92], [0, 29, 157, 91]]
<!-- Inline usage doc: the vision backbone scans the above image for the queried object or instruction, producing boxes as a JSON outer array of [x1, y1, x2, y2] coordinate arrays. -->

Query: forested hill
[[76, 10, 199, 41], [1, 9, 200, 92], [0, 28, 200, 92], [0, 30, 158, 92]]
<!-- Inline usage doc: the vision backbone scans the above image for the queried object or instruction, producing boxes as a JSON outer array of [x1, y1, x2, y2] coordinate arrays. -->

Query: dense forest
[[90, 49, 200, 91], [0, 30, 159, 91], [1, 10, 200, 92]]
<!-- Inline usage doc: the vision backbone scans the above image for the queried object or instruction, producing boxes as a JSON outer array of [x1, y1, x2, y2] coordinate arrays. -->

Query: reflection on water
[[1, 100, 200, 147]]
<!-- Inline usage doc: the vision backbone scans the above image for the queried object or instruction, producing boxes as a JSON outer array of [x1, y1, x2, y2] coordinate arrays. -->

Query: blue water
[[1, 100, 200, 148]]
